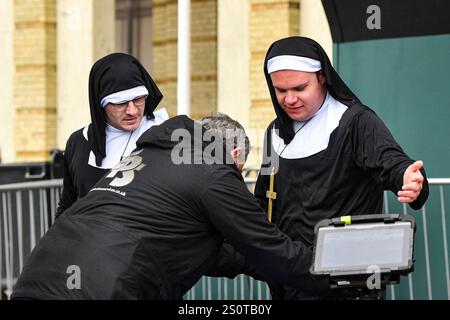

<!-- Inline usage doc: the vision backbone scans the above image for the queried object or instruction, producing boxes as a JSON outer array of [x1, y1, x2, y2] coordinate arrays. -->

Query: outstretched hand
[[398, 160, 424, 204]]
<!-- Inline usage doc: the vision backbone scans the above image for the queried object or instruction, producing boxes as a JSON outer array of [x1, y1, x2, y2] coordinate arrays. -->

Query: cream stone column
[[14, 0, 57, 162], [56, 0, 115, 150], [0, 0, 14, 162], [300, 0, 332, 60], [153, 0, 217, 120], [217, 0, 250, 129]]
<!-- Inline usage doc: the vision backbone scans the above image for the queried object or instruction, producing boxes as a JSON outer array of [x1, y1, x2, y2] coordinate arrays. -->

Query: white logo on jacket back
[[106, 149, 146, 187]]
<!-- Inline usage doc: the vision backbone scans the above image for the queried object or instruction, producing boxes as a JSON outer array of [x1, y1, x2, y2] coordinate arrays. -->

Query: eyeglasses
[[109, 95, 147, 110]]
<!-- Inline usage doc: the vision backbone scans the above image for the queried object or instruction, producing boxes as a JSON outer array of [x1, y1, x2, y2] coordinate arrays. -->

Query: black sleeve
[[55, 137, 79, 219], [351, 110, 429, 209], [201, 166, 328, 294], [205, 241, 246, 279], [205, 240, 268, 281], [413, 167, 429, 210], [254, 170, 269, 210]]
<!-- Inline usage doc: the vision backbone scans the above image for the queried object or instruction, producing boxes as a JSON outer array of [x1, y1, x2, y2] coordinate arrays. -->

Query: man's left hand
[[398, 160, 424, 203]]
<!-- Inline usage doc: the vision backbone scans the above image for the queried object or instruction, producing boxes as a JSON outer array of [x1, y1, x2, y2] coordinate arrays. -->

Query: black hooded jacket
[[12, 116, 326, 300]]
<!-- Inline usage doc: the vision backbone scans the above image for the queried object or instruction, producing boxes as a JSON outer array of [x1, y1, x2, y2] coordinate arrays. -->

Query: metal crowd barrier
[[383, 178, 450, 300], [184, 274, 271, 300], [1, 177, 450, 300], [0, 179, 62, 299]]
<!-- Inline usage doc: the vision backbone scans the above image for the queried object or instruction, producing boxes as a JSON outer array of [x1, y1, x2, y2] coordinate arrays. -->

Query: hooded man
[[253, 36, 429, 299], [11, 114, 325, 300], [56, 53, 168, 218]]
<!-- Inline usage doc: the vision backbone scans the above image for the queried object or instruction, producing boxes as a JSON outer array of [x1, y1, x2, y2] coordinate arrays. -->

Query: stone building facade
[[0, 0, 331, 167]]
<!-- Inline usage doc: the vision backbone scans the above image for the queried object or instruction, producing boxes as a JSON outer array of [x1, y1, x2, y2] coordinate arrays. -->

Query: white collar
[[85, 108, 169, 169], [272, 93, 348, 159], [292, 93, 331, 132]]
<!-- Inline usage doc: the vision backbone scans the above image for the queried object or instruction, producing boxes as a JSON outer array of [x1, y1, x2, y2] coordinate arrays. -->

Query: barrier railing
[[383, 178, 450, 300], [0, 179, 62, 299], [1, 177, 449, 300]]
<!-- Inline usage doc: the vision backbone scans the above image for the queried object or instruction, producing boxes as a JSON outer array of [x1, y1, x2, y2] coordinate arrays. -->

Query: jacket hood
[[137, 115, 195, 149], [136, 115, 238, 170]]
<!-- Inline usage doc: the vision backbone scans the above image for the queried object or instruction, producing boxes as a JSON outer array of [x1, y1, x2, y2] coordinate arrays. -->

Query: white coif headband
[[101, 85, 149, 108], [267, 55, 322, 74]]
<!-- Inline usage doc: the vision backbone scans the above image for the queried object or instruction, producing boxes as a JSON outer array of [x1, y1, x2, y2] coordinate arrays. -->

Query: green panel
[[183, 275, 271, 300], [334, 35, 450, 300], [334, 34, 450, 177]]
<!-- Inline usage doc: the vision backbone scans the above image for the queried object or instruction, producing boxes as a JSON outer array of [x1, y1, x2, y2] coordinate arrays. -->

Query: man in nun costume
[[252, 36, 429, 299], [55, 53, 168, 218]]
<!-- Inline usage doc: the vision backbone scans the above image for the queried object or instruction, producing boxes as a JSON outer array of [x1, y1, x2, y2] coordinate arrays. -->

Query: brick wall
[[13, 0, 57, 161], [152, 0, 300, 168], [152, 0, 177, 115], [247, 0, 300, 165], [152, 0, 217, 120], [7, 0, 304, 166]]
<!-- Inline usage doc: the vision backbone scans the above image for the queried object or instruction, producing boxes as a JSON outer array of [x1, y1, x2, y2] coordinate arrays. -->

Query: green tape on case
[[340, 216, 351, 225]]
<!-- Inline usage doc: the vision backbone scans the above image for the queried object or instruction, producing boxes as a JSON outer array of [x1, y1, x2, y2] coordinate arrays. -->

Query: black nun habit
[[56, 53, 166, 218], [254, 36, 429, 299], [88, 52, 163, 166]]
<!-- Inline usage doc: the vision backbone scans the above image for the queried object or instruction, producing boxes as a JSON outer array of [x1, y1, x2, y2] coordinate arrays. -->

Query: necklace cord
[[277, 116, 314, 157], [120, 131, 134, 161], [276, 93, 328, 157]]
